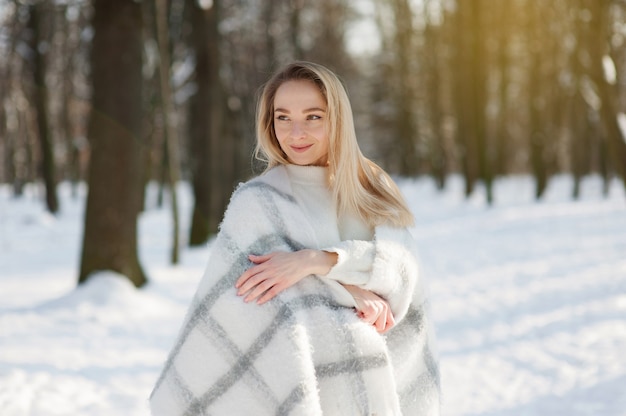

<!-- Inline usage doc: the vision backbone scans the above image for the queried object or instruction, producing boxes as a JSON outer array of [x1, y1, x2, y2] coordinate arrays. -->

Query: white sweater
[[150, 164, 440, 415], [285, 164, 374, 287]]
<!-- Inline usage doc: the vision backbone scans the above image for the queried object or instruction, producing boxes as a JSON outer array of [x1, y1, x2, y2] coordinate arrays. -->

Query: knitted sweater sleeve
[[322, 226, 421, 322], [322, 240, 375, 285]]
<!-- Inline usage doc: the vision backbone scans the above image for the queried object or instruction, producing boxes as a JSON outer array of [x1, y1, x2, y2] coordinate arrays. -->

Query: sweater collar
[[284, 164, 329, 186]]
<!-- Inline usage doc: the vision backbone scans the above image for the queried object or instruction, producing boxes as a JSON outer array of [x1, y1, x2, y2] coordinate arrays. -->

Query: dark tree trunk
[[289, 0, 305, 60], [423, 0, 447, 189], [587, 0, 626, 192], [59, 4, 81, 197], [4, 8, 26, 194], [188, 0, 225, 246], [494, 1, 511, 177], [391, 0, 419, 176], [569, 89, 591, 200], [469, 0, 492, 203], [155, 0, 181, 264], [79, 0, 147, 287], [452, 0, 479, 197], [263, 0, 276, 72], [527, 2, 548, 199], [28, 4, 59, 213]]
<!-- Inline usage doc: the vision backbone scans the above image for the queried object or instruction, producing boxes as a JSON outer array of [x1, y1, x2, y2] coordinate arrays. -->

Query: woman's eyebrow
[[274, 107, 326, 113]]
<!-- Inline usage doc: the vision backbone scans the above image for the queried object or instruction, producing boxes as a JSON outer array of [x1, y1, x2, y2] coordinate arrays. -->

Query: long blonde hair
[[255, 61, 414, 228]]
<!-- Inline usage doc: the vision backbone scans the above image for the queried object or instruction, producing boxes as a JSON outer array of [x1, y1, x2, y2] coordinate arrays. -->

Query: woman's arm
[[235, 249, 396, 333], [235, 249, 338, 304], [322, 227, 421, 323]]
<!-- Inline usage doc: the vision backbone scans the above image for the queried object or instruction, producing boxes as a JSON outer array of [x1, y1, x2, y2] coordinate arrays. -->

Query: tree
[[155, 0, 181, 264], [79, 0, 146, 287], [493, 0, 512, 178], [187, 0, 226, 245], [526, 1, 549, 199], [585, 0, 626, 192], [390, 0, 420, 176], [27, 3, 59, 213], [422, 0, 448, 189], [451, 0, 481, 197]]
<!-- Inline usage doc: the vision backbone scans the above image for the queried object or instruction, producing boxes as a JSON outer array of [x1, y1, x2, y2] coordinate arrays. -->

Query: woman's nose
[[290, 122, 305, 138]]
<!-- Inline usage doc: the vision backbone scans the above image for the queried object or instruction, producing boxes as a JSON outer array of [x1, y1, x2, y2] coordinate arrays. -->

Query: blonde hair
[[255, 61, 414, 228]]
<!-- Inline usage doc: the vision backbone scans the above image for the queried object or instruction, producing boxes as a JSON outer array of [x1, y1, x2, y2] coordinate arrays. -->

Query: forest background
[[1, 0, 625, 287]]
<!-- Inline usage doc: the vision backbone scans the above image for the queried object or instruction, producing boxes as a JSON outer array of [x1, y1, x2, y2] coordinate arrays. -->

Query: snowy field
[[0, 175, 625, 416]]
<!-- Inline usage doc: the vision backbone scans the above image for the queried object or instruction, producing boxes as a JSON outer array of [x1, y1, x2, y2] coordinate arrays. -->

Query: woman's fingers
[[382, 309, 395, 333], [235, 264, 266, 294], [243, 276, 276, 303], [374, 306, 387, 332], [371, 301, 389, 332], [345, 285, 396, 334], [248, 253, 271, 262], [235, 251, 309, 304], [256, 282, 286, 305], [235, 252, 281, 292]]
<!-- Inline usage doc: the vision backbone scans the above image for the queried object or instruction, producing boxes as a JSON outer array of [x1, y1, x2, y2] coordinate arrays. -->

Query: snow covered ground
[[0, 175, 625, 416]]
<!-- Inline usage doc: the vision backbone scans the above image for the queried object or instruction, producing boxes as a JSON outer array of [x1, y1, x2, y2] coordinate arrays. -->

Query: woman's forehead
[[274, 80, 326, 110]]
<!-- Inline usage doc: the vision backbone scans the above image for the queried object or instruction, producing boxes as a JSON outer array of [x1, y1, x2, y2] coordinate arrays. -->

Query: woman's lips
[[290, 144, 313, 153]]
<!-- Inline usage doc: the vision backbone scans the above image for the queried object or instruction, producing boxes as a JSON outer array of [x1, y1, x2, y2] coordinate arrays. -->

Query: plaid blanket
[[149, 167, 440, 415]]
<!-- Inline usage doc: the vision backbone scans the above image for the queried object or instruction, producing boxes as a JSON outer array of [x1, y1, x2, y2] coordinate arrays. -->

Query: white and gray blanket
[[149, 167, 440, 415]]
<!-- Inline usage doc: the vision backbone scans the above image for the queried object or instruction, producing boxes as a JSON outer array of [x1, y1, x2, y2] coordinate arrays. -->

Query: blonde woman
[[150, 62, 440, 415]]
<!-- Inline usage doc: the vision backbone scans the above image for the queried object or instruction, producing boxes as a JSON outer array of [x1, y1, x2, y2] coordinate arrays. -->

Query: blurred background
[[0, 0, 625, 286]]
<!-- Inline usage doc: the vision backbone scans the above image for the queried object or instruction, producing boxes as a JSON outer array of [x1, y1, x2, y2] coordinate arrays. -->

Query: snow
[[1, 175, 625, 416]]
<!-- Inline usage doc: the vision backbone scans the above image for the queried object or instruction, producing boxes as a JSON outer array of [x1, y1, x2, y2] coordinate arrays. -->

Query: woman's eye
[[308, 115, 322, 121], [276, 115, 289, 121]]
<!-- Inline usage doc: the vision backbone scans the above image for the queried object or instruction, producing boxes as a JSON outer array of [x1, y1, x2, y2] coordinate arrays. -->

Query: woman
[[150, 61, 440, 415]]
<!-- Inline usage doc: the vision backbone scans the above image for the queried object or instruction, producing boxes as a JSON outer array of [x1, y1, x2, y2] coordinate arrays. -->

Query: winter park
[[2, 1, 626, 415]]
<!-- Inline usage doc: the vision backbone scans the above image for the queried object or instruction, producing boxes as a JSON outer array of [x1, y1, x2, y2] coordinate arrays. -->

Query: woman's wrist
[[305, 249, 338, 276]]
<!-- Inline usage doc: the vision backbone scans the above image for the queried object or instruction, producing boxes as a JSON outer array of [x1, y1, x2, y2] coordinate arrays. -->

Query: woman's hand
[[344, 285, 395, 334], [235, 249, 338, 305]]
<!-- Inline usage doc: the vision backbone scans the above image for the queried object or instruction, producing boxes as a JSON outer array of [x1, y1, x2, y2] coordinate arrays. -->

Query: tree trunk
[[28, 4, 59, 214], [188, 0, 225, 245], [62, 84, 78, 192], [527, 2, 548, 199], [289, 0, 305, 60], [391, 0, 419, 176], [587, 0, 626, 192], [469, 0, 491, 203], [155, 0, 181, 264], [79, 0, 147, 287], [569, 78, 588, 200], [423, 0, 447, 189], [5, 8, 26, 194], [452, 0, 479, 197], [263, 0, 276, 72], [59, 4, 81, 197], [494, 1, 511, 177]]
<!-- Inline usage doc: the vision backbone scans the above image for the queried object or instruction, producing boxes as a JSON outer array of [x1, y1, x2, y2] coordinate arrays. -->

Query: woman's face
[[273, 80, 329, 166]]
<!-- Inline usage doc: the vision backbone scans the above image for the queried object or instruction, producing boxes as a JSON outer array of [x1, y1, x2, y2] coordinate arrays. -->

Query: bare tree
[[422, 0, 448, 189], [27, 3, 59, 213], [187, 0, 228, 245], [155, 0, 182, 264], [390, 0, 420, 176], [525, 2, 549, 199], [451, 0, 480, 197], [79, 0, 146, 287], [585, 0, 626, 192]]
